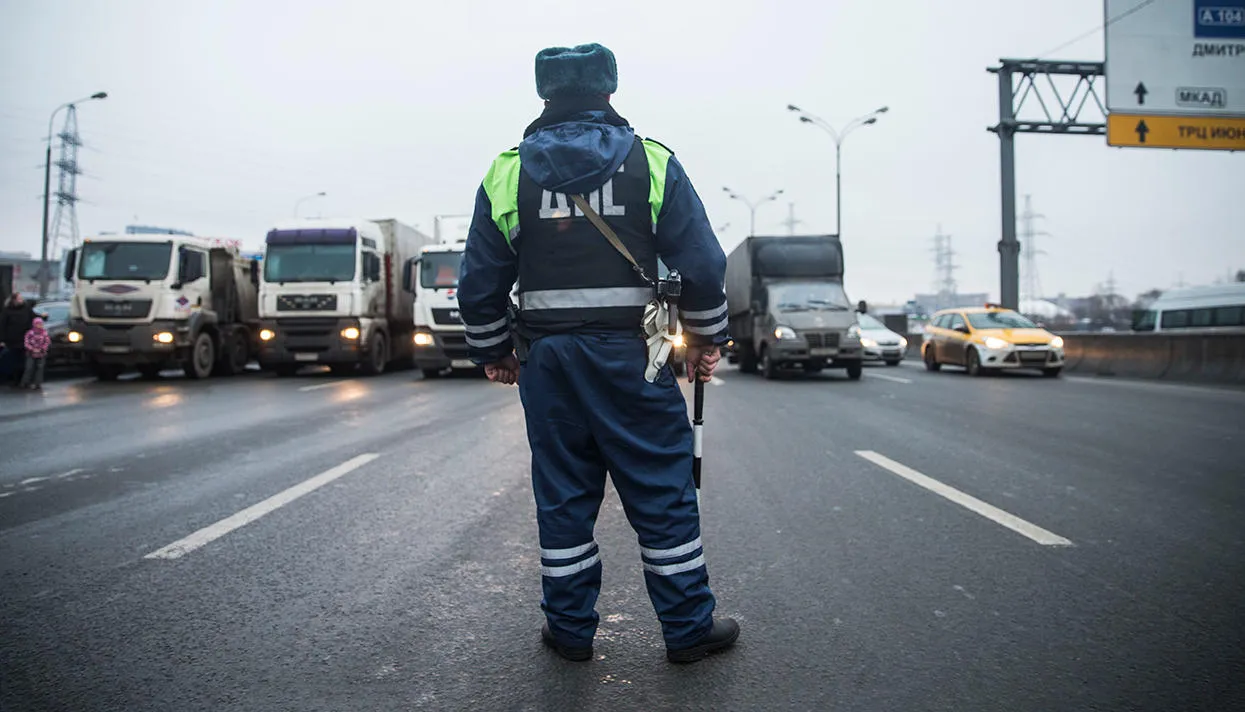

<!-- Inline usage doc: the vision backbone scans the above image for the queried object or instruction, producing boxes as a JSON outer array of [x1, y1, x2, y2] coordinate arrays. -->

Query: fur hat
[[32, 317, 44, 328], [534, 43, 618, 100]]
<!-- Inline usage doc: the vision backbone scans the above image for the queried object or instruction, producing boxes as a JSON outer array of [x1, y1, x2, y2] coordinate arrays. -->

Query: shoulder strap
[[569, 194, 652, 285]]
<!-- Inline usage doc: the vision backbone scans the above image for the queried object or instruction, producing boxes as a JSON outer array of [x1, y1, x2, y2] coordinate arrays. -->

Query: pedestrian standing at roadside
[[20, 317, 50, 390], [1, 293, 37, 386]]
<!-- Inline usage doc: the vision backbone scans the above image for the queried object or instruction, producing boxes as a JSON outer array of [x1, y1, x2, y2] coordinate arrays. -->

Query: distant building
[[0, 251, 64, 299]]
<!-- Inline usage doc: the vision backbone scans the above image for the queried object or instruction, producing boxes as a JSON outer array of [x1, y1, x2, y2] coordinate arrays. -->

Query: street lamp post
[[40, 91, 107, 298], [722, 187, 784, 236], [787, 104, 888, 238], [293, 191, 326, 218]]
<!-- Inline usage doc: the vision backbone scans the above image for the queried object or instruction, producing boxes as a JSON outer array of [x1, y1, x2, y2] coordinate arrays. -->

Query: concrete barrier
[[1060, 333, 1245, 385]]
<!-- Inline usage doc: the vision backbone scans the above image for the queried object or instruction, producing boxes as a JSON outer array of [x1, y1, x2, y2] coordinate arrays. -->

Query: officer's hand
[[484, 354, 520, 385], [685, 345, 720, 383]]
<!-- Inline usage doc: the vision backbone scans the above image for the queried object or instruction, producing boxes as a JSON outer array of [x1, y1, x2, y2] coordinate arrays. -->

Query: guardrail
[[900, 332, 1245, 385], [1058, 332, 1245, 385]]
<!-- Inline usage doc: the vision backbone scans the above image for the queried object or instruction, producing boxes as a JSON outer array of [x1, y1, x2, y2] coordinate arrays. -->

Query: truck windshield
[[420, 252, 463, 289], [79, 242, 172, 281], [264, 244, 356, 283], [770, 282, 851, 312]]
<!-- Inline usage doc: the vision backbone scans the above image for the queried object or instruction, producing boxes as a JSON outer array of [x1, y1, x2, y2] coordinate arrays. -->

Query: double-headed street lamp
[[722, 187, 784, 236], [40, 91, 107, 298], [294, 191, 326, 218], [787, 103, 888, 238]]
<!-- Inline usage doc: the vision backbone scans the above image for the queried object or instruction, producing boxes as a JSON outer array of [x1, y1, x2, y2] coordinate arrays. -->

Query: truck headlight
[[153, 331, 174, 344], [984, 336, 1010, 350], [259, 329, 275, 342], [847, 324, 861, 339], [774, 326, 798, 340], [68, 331, 82, 343], [672, 333, 685, 348], [340, 326, 361, 340], [414, 332, 434, 346], [1050, 336, 1064, 349]]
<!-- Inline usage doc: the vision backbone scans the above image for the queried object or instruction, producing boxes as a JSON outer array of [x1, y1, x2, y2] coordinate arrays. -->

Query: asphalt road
[[1, 359, 1243, 711]]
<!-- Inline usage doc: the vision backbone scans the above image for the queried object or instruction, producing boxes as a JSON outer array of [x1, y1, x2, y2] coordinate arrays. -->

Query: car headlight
[[413, 332, 434, 346], [860, 337, 878, 348], [899, 336, 908, 349], [1050, 336, 1064, 349], [984, 336, 1010, 350], [153, 331, 174, 344], [774, 326, 798, 340], [67, 330, 82, 343], [259, 329, 275, 342], [340, 326, 361, 340]]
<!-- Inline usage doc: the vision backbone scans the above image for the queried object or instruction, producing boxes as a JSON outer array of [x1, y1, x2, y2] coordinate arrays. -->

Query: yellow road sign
[[1107, 113, 1245, 151]]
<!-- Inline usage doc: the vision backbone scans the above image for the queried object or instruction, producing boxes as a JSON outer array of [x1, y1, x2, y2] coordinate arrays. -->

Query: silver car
[[857, 312, 908, 366]]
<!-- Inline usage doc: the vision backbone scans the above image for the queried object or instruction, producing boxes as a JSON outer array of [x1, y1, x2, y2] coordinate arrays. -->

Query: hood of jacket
[[518, 97, 636, 196]]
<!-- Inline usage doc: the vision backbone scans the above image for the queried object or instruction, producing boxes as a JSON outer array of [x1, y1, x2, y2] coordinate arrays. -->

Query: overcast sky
[[2, 0, 1241, 304]]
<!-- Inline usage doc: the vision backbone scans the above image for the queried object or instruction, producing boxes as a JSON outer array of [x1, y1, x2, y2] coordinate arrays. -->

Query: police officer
[[457, 42, 738, 663]]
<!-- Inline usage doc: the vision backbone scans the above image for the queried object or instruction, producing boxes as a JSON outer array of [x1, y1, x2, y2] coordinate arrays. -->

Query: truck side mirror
[[365, 254, 382, 282], [857, 300, 868, 314], [62, 248, 78, 283], [250, 258, 260, 287], [402, 257, 419, 294]]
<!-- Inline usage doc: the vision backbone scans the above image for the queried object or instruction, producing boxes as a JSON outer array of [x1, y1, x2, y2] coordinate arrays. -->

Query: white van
[[1132, 283, 1245, 334]]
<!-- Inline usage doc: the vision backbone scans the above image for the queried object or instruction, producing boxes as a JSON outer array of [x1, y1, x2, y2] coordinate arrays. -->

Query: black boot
[[666, 617, 740, 663], [541, 623, 593, 662]]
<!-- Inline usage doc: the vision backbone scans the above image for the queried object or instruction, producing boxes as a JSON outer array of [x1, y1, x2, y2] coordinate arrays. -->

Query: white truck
[[403, 239, 477, 378], [63, 234, 261, 381], [256, 217, 432, 377]]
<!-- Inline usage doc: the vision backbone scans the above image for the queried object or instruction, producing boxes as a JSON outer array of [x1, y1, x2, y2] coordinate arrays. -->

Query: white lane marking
[[56, 468, 86, 479], [19, 477, 48, 486], [0, 492, 12, 498], [710, 376, 725, 386], [867, 372, 912, 384], [854, 450, 1073, 547], [298, 381, 347, 392], [144, 453, 381, 560], [1064, 375, 1245, 398]]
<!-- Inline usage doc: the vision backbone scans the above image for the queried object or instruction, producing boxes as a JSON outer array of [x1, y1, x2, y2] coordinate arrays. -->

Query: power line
[[1033, 0, 1158, 59]]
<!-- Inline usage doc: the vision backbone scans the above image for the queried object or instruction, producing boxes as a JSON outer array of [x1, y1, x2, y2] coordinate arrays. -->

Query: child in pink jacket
[[21, 317, 50, 390]]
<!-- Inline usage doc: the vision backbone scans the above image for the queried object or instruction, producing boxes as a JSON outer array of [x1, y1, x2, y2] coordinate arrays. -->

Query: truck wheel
[[761, 348, 777, 380], [183, 331, 216, 380], [738, 341, 758, 374], [362, 333, 386, 376], [92, 362, 122, 382], [846, 362, 863, 380], [213, 328, 249, 376]]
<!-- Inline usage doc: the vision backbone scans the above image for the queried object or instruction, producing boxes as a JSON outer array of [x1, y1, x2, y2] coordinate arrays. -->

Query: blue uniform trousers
[[518, 332, 716, 650]]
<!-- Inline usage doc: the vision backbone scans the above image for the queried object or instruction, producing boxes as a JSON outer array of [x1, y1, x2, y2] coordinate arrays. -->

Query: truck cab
[[64, 234, 259, 380], [256, 218, 424, 377], [406, 241, 475, 378]]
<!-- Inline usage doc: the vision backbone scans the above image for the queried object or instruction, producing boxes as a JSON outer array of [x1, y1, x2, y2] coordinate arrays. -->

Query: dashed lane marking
[[298, 381, 347, 392], [855, 450, 1073, 547], [144, 453, 381, 560], [867, 372, 912, 384]]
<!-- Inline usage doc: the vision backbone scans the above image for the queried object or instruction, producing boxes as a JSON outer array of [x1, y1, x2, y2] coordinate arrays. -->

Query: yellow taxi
[[921, 304, 1065, 378]]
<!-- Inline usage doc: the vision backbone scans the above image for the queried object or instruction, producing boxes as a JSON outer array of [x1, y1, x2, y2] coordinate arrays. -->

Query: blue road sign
[[1195, 0, 1245, 39]]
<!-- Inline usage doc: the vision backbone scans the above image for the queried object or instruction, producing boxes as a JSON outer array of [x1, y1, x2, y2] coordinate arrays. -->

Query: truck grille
[[439, 334, 470, 359], [431, 308, 462, 325], [276, 318, 337, 353], [85, 298, 152, 319], [277, 294, 338, 311], [804, 332, 840, 349]]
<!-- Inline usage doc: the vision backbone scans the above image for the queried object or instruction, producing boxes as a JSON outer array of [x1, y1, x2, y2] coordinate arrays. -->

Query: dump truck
[[63, 234, 260, 381], [725, 234, 863, 379]]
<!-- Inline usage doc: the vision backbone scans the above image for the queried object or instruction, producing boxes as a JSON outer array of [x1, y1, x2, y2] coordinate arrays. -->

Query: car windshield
[[770, 282, 851, 312], [966, 311, 1037, 329], [79, 242, 172, 281], [420, 252, 463, 289], [264, 244, 356, 283], [857, 313, 889, 331]]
